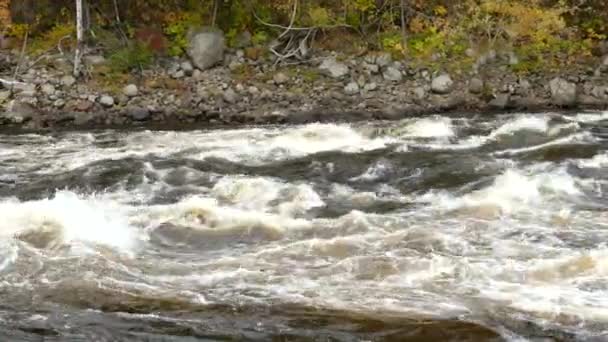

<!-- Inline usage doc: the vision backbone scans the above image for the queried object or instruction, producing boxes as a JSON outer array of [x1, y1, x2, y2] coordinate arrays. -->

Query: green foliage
[[163, 11, 203, 57], [252, 31, 270, 46], [308, 6, 331, 26], [108, 43, 153, 73], [29, 22, 75, 55]]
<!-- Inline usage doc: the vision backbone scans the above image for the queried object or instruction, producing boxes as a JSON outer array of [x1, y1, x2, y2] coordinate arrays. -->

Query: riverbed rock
[[489, 94, 511, 109], [181, 61, 194, 76], [431, 74, 453, 94], [344, 82, 360, 95], [383, 67, 402, 82], [603, 55, 608, 66], [223, 88, 238, 104], [549, 77, 577, 107], [123, 84, 139, 97], [469, 78, 484, 94], [129, 107, 150, 121], [2, 99, 39, 123], [273, 72, 289, 85], [60, 75, 76, 87], [99, 95, 115, 107], [375, 52, 392, 68], [41, 83, 56, 96], [187, 28, 225, 71], [318, 57, 349, 79], [53, 99, 66, 108]]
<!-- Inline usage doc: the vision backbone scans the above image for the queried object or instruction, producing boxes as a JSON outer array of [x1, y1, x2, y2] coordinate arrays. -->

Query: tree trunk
[[73, 0, 83, 77], [0, 0, 11, 27]]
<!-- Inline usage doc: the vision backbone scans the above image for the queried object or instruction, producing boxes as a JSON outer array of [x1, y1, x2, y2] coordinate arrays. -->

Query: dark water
[[1, 113, 608, 341]]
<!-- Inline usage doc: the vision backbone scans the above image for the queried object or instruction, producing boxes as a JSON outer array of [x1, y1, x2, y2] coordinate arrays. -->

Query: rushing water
[[1, 112, 608, 341]]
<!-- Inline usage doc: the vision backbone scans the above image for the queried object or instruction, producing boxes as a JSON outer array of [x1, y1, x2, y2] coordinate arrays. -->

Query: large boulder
[[187, 28, 225, 71], [318, 57, 349, 79], [431, 74, 454, 94], [549, 77, 577, 107]]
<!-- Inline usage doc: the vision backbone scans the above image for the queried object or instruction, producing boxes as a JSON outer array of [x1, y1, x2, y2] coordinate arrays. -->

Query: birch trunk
[[73, 0, 83, 77]]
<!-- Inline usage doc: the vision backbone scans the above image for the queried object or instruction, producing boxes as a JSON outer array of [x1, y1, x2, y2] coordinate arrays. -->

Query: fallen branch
[[0, 78, 26, 86]]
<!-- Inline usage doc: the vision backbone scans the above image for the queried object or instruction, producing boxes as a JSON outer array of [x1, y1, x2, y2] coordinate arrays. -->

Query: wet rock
[[123, 84, 139, 97], [60, 75, 76, 87], [181, 61, 194, 76], [273, 72, 289, 85], [73, 112, 93, 126], [469, 78, 484, 94], [2, 99, 39, 123], [489, 93, 511, 109], [41, 83, 56, 96], [383, 67, 402, 82], [431, 74, 453, 94], [129, 107, 150, 121], [319, 57, 349, 79], [187, 28, 225, 71], [344, 82, 360, 95], [99, 95, 115, 107], [430, 94, 465, 110], [549, 77, 577, 107]]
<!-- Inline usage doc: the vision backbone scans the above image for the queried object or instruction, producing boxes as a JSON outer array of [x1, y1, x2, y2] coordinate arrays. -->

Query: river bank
[[1, 46, 608, 131]]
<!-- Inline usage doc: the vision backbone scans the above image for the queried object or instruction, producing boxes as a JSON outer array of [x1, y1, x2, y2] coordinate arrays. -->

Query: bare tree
[[73, 0, 84, 77]]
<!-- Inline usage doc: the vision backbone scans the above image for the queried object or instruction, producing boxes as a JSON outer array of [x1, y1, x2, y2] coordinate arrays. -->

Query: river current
[[1, 112, 608, 341]]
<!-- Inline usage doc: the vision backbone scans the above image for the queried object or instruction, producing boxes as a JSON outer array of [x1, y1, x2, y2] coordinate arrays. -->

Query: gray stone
[[489, 94, 511, 109], [344, 82, 360, 95], [318, 57, 349, 79], [187, 28, 225, 71], [469, 78, 484, 94], [180, 61, 194, 76], [431, 74, 454, 94], [223, 88, 238, 104], [99, 95, 115, 107], [363, 82, 377, 92], [2, 99, 39, 123], [60, 75, 76, 87], [130, 107, 150, 121], [364, 63, 380, 74], [549, 77, 577, 107], [41, 83, 56, 96], [273, 72, 289, 85], [376, 52, 392, 67], [172, 70, 185, 79], [413, 87, 426, 99], [123, 84, 139, 97], [465, 48, 476, 58], [383, 67, 403, 82], [53, 99, 65, 108], [248, 86, 260, 95], [592, 86, 608, 99], [508, 52, 519, 65], [603, 55, 608, 66], [192, 69, 203, 81]]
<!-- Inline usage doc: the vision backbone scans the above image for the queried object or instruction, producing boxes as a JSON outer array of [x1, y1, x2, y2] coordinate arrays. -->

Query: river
[[1, 112, 607, 341]]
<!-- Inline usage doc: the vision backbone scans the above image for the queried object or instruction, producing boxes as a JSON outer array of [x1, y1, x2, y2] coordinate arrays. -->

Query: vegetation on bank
[[0, 0, 607, 76]]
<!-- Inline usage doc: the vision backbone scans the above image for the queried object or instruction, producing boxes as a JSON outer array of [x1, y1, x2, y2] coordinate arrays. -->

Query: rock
[[376, 52, 392, 67], [74, 112, 93, 126], [234, 31, 252, 48], [469, 78, 484, 94], [180, 61, 194, 76], [187, 28, 225, 71], [344, 82, 360, 95], [603, 55, 608, 66], [364, 82, 377, 92], [273, 72, 289, 85], [383, 67, 402, 82], [223, 88, 238, 104], [123, 84, 139, 97], [413, 87, 426, 99], [84, 55, 106, 65], [60, 75, 76, 87], [430, 94, 465, 110], [192, 69, 203, 81], [431, 74, 454, 94], [75, 100, 93, 112], [489, 94, 511, 109], [248, 86, 260, 96], [41, 83, 56, 96], [53, 99, 66, 108], [2, 99, 39, 123], [13, 83, 36, 97], [508, 52, 519, 65], [465, 48, 476, 58], [364, 63, 380, 74], [549, 77, 577, 107], [592, 86, 608, 99], [318, 57, 349, 79], [578, 94, 607, 106], [99, 95, 115, 107], [130, 107, 150, 121], [172, 70, 185, 79]]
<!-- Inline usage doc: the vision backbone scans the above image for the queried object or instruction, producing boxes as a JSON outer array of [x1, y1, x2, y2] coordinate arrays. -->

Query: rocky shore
[[1, 33, 608, 131]]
